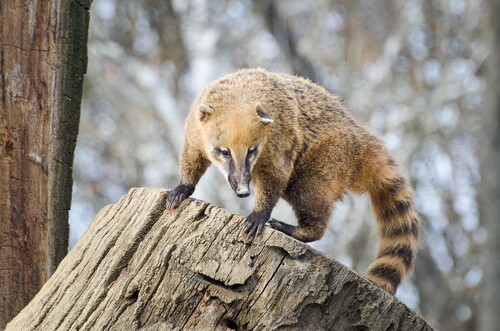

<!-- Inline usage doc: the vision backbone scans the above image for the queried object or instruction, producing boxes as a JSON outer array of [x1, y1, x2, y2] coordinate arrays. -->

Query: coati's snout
[[235, 185, 251, 198], [227, 159, 252, 198], [230, 178, 251, 198]]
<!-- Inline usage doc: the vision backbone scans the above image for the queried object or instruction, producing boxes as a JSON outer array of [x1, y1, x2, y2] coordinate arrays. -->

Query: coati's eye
[[217, 148, 231, 159]]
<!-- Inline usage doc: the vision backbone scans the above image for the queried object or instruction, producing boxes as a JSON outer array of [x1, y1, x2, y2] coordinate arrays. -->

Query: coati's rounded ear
[[199, 104, 214, 121], [256, 106, 274, 124]]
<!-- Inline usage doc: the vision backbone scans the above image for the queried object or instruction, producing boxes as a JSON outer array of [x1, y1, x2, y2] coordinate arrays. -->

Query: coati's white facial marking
[[208, 144, 230, 183], [247, 145, 261, 168]]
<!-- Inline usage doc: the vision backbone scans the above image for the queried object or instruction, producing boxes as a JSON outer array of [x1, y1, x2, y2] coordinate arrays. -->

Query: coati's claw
[[240, 210, 269, 239], [165, 192, 182, 210], [166, 183, 195, 211], [242, 218, 259, 237]]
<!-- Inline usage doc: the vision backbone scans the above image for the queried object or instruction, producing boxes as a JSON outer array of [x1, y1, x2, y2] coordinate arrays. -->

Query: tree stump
[[7, 188, 432, 330]]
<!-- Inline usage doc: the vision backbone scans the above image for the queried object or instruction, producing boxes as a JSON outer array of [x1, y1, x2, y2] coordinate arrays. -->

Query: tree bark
[[7, 188, 432, 330], [0, 0, 91, 328]]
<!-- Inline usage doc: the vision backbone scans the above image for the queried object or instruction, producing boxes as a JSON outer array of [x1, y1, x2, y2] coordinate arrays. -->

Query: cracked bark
[[7, 188, 432, 330], [0, 0, 91, 329]]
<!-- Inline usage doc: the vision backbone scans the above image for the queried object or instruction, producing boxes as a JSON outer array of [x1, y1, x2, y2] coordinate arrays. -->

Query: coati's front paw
[[241, 210, 270, 238], [166, 183, 194, 211]]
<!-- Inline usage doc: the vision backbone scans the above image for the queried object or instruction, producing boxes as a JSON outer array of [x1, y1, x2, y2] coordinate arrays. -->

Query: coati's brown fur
[[166, 68, 420, 294]]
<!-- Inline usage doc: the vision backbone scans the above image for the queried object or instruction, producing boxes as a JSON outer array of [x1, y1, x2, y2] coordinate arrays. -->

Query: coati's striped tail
[[365, 159, 420, 295]]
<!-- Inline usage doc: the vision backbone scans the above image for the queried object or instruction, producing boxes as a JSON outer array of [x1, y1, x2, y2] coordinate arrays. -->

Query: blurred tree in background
[[71, 0, 497, 329]]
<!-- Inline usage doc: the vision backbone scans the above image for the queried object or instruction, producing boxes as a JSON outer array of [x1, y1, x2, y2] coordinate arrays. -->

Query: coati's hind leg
[[269, 182, 341, 243]]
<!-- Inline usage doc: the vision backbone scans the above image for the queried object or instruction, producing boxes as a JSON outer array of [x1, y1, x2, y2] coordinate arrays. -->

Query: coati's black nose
[[236, 187, 251, 198]]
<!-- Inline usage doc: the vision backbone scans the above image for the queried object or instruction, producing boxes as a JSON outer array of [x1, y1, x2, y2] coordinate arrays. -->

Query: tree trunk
[[480, 2, 500, 330], [7, 188, 432, 330], [0, 0, 91, 328]]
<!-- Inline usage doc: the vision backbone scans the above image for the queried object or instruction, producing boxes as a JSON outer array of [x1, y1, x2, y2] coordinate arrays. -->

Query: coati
[[166, 68, 420, 294]]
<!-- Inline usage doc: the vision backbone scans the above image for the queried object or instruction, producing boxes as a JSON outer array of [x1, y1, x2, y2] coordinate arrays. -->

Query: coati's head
[[197, 103, 273, 198]]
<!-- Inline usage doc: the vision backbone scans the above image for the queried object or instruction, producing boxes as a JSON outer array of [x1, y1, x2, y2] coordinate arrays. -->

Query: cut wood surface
[[7, 188, 432, 330]]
